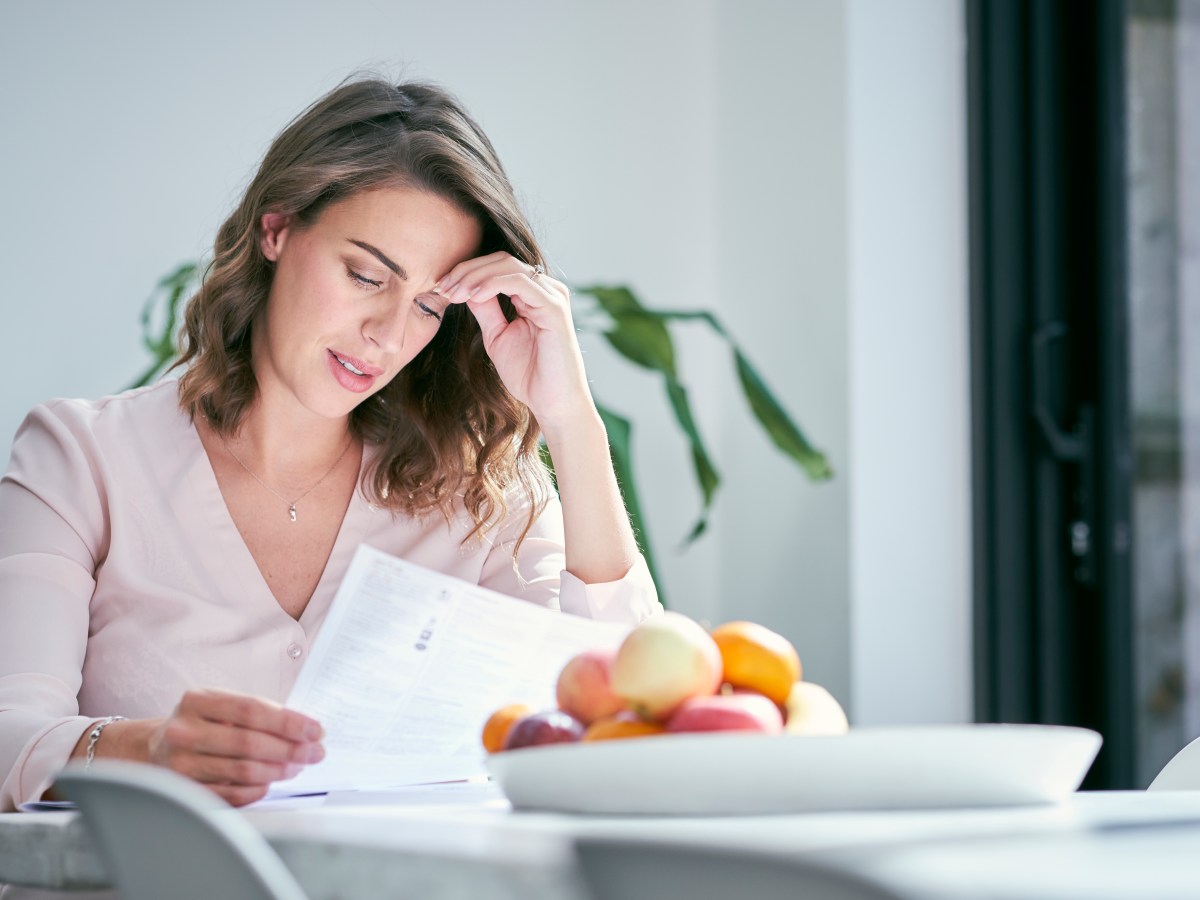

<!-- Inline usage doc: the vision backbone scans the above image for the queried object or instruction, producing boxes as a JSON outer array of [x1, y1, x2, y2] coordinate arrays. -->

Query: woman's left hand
[[437, 252, 591, 429]]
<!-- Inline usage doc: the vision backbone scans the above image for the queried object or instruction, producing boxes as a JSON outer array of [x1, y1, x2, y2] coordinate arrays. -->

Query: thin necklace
[[223, 435, 354, 523]]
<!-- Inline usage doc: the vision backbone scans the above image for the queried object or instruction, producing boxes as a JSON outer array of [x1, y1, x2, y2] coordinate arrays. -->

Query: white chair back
[[55, 761, 307, 900], [1148, 735, 1200, 790]]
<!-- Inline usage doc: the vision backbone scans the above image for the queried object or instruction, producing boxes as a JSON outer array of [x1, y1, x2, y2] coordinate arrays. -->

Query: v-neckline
[[183, 413, 374, 631]]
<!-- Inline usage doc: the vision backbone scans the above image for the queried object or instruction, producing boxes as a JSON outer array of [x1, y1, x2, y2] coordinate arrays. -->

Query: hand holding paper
[[273, 545, 631, 797]]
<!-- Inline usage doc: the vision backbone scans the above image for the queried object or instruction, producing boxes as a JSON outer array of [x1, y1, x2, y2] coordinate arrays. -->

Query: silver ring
[[531, 263, 545, 279]]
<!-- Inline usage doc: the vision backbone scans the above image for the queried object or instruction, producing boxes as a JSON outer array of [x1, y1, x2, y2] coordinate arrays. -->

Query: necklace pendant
[[289, 504, 297, 523]]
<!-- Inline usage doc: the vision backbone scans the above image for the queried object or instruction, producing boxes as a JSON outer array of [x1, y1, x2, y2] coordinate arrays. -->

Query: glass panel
[[1127, 0, 1200, 787]]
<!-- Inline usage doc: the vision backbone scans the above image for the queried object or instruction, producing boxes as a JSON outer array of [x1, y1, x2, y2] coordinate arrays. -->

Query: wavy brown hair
[[176, 78, 553, 546]]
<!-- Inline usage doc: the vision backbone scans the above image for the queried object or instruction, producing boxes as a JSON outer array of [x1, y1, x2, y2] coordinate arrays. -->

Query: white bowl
[[486, 724, 1102, 815]]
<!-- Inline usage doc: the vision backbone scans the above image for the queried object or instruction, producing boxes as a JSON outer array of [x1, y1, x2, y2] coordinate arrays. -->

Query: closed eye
[[347, 267, 382, 289], [415, 297, 442, 321]]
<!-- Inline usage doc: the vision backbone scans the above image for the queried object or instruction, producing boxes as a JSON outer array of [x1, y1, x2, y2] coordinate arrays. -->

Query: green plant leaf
[[582, 285, 645, 317], [158, 264, 195, 353], [129, 262, 199, 390], [650, 308, 729, 337], [665, 379, 720, 544], [583, 286, 677, 377], [734, 350, 833, 480], [537, 441, 558, 493], [664, 380, 720, 503], [595, 403, 664, 604], [577, 288, 834, 484], [579, 287, 723, 544]]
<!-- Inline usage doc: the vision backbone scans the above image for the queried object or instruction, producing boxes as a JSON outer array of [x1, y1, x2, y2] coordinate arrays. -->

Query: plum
[[502, 710, 585, 750]]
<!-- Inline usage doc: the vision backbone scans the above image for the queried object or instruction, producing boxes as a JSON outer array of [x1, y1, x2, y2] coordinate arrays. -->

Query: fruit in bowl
[[503, 710, 586, 750], [480, 611, 850, 754], [667, 692, 784, 735], [609, 611, 723, 720], [556, 648, 626, 725], [583, 711, 667, 742], [710, 620, 802, 706], [481, 703, 536, 753], [783, 681, 850, 736]]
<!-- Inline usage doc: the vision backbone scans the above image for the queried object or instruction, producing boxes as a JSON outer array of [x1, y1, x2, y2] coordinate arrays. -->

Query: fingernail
[[284, 763, 303, 778], [305, 721, 323, 740], [306, 743, 325, 763]]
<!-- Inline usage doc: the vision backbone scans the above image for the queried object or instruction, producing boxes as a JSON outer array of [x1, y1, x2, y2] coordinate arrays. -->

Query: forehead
[[316, 186, 482, 276]]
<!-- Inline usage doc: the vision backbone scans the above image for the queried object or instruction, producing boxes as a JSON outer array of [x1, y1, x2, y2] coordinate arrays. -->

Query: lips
[[329, 350, 383, 377], [326, 349, 382, 393]]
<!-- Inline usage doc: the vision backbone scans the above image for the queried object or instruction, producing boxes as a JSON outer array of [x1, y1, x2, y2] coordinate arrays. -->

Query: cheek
[[294, 273, 356, 332], [415, 317, 446, 351]]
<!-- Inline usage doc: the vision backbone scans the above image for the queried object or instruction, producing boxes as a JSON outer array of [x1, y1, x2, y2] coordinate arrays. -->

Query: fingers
[[434, 251, 588, 420], [449, 274, 571, 339], [165, 711, 324, 765], [466, 296, 512, 346], [438, 253, 568, 310], [213, 783, 270, 807], [150, 689, 325, 805], [439, 250, 542, 291], [171, 744, 304, 786], [181, 688, 323, 743]]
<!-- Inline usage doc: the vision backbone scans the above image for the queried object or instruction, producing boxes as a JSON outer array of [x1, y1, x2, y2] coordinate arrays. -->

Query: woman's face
[[254, 185, 482, 423]]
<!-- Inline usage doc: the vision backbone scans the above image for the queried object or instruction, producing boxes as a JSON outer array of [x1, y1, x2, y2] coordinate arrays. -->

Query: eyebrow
[[348, 240, 408, 280]]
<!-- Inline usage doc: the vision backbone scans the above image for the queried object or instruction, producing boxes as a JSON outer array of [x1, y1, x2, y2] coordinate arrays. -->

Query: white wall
[[714, 0, 852, 702], [0, 0, 970, 725], [846, 0, 973, 724]]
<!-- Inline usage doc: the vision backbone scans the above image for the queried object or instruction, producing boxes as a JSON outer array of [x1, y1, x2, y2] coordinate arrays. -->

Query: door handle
[[1030, 321, 1096, 584]]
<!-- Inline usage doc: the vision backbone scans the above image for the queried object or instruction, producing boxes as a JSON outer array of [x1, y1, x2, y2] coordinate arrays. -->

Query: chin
[[303, 390, 372, 422]]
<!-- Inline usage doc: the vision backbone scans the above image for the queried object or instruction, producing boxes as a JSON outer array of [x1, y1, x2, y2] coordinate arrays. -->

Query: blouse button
[[286, 642, 304, 660]]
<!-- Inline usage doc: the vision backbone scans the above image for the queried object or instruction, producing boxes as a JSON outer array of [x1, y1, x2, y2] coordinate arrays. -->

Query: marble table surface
[[4, 784, 1200, 899]]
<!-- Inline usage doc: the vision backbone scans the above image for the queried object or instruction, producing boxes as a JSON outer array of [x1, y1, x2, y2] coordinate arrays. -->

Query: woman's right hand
[[134, 688, 325, 806]]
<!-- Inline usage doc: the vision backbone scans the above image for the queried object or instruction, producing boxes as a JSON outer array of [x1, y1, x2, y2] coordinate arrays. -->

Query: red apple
[[502, 710, 585, 750], [556, 648, 625, 725], [666, 692, 784, 735]]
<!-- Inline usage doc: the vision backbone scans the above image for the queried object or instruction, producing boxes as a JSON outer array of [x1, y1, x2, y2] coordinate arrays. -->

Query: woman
[[0, 78, 660, 811]]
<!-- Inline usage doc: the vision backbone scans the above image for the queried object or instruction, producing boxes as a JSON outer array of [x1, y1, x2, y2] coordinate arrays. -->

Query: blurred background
[[0, 0, 969, 769]]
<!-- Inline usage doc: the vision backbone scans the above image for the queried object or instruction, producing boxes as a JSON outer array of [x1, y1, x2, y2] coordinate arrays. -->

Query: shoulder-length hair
[[176, 77, 553, 547]]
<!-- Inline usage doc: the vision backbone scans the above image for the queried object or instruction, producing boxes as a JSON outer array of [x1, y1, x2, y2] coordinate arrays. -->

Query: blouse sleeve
[[477, 490, 662, 624], [0, 402, 109, 810]]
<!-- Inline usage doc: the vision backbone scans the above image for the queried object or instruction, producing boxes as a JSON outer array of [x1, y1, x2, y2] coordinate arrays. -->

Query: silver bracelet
[[83, 716, 127, 770]]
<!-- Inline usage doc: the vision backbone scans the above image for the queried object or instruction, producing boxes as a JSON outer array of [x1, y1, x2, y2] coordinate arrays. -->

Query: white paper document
[[271, 545, 631, 797]]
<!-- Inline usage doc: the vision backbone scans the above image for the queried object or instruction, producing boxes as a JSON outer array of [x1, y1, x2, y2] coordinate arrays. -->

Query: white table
[[3, 786, 1200, 898]]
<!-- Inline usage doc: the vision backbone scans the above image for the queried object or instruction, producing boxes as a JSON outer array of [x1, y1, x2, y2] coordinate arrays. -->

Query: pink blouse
[[0, 379, 660, 810]]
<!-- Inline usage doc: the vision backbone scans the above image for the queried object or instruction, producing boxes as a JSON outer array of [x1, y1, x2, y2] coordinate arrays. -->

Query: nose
[[362, 301, 408, 355]]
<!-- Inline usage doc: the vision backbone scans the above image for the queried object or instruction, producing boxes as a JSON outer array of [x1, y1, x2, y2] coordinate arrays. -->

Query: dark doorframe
[[967, 0, 1135, 789]]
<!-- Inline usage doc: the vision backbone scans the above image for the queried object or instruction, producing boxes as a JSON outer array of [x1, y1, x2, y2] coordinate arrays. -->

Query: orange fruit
[[709, 621, 802, 706], [481, 703, 535, 753], [582, 714, 667, 742]]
